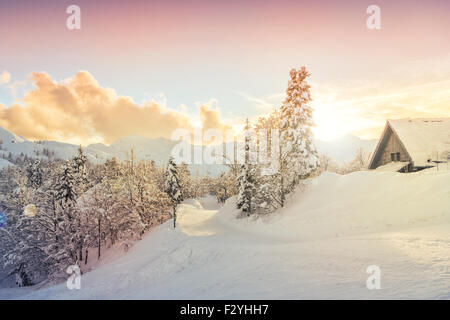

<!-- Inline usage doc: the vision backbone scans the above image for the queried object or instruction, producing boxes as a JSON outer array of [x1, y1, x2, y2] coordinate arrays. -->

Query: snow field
[[1, 169, 449, 299]]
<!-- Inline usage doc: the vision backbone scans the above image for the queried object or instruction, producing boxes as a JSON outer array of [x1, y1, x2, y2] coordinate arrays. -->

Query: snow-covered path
[[1, 170, 449, 300]]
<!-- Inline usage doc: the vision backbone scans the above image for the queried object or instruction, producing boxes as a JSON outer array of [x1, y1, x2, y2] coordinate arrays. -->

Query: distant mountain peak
[[0, 126, 28, 143]]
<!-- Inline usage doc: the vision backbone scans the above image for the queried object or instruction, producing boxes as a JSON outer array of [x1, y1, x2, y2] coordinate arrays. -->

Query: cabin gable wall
[[376, 127, 410, 167]]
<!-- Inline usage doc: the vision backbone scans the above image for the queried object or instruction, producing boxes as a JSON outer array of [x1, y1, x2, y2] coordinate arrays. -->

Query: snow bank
[[2, 169, 449, 300], [214, 169, 450, 241], [182, 199, 204, 210], [375, 162, 409, 172]]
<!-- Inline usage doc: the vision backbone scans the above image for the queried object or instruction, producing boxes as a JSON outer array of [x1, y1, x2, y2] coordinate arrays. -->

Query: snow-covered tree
[[318, 153, 333, 173], [0, 167, 51, 286], [252, 110, 284, 212], [212, 171, 237, 204], [178, 162, 194, 199], [164, 157, 183, 227], [134, 160, 170, 230], [330, 148, 371, 174], [26, 159, 43, 188], [0, 149, 182, 286], [349, 147, 371, 171], [236, 119, 257, 216], [243, 67, 320, 213], [51, 160, 82, 267], [278, 67, 319, 206], [72, 146, 90, 194], [54, 160, 77, 207], [236, 163, 256, 216]]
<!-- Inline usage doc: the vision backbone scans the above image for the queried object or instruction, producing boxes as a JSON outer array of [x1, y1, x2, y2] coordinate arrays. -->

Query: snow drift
[[1, 168, 449, 299], [216, 169, 450, 241]]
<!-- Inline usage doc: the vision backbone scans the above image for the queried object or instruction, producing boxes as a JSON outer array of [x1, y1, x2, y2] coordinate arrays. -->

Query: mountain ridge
[[0, 126, 376, 172]]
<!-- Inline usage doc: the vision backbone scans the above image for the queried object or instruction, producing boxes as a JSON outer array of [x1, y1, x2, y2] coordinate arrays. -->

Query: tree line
[[235, 67, 320, 216], [0, 148, 219, 286]]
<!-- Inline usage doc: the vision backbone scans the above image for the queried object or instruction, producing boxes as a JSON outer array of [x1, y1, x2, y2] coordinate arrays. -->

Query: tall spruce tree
[[55, 160, 77, 207], [236, 119, 256, 216], [278, 67, 319, 206], [52, 160, 79, 264], [236, 163, 256, 216], [72, 146, 90, 194], [164, 157, 183, 228], [26, 159, 43, 188]]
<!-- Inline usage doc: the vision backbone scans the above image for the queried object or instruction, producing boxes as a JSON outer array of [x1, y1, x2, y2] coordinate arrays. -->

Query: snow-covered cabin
[[368, 118, 450, 172]]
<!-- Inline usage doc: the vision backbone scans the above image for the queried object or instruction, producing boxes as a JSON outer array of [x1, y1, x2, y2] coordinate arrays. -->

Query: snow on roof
[[374, 161, 409, 172], [388, 118, 450, 167]]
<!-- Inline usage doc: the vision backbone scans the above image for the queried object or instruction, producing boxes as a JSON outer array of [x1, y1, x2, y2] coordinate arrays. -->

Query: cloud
[[0, 71, 233, 145], [311, 55, 450, 140], [0, 71, 11, 85], [314, 78, 450, 139], [198, 100, 233, 134], [235, 91, 280, 112], [7, 79, 28, 97]]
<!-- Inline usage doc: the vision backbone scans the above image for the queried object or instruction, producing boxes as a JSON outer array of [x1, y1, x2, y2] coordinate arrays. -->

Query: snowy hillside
[[0, 158, 14, 169], [0, 126, 374, 174], [87, 136, 228, 176], [85, 135, 179, 164], [0, 127, 226, 175], [0, 126, 185, 166], [92, 134, 377, 166], [0, 126, 376, 174], [2, 168, 449, 299], [0, 126, 113, 165]]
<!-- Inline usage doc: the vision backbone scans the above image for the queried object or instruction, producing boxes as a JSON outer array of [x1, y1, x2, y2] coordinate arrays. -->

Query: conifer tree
[[26, 159, 43, 188], [278, 67, 319, 206], [72, 146, 90, 194], [164, 157, 183, 228], [236, 119, 257, 215], [55, 161, 77, 207]]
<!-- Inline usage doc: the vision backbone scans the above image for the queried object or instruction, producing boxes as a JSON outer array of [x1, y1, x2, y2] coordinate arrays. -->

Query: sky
[[0, 0, 449, 145]]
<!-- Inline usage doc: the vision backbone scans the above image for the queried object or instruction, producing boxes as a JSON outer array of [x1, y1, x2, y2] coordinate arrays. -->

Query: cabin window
[[391, 152, 401, 161]]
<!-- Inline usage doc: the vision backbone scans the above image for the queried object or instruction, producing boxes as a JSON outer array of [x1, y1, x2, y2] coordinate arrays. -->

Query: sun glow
[[312, 103, 351, 141]]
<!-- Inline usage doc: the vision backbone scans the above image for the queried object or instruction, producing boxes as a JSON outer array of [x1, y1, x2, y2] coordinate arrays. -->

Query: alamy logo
[[366, 5, 381, 30], [66, 264, 81, 290], [366, 265, 381, 290], [66, 5, 81, 30], [170, 128, 282, 176]]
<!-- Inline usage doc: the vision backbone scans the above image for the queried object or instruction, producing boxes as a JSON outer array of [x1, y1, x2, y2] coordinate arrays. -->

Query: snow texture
[[389, 118, 450, 166], [1, 168, 449, 299], [374, 161, 409, 172]]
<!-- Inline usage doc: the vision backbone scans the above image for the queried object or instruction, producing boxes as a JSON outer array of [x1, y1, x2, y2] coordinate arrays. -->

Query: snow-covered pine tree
[[55, 160, 77, 207], [52, 160, 80, 265], [178, 162, 194, 199], [213, 171, 237, 204], [236, 119, 257, 216], [236, 163, 257, 216], [252, 110, 284, 212], [278, 67, 319, 206], [0, 167, 51, 286], [72, 146, 90, 194], [71, 147, 93, 262], [104, 157, 121, 181], [26, 159, 43, 188], [164, 157, 183, 228]]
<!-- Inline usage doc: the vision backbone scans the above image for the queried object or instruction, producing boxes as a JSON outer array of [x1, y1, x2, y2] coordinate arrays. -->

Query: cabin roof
[[386, 118, 450, 167], [374, 161, 410, 172]]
